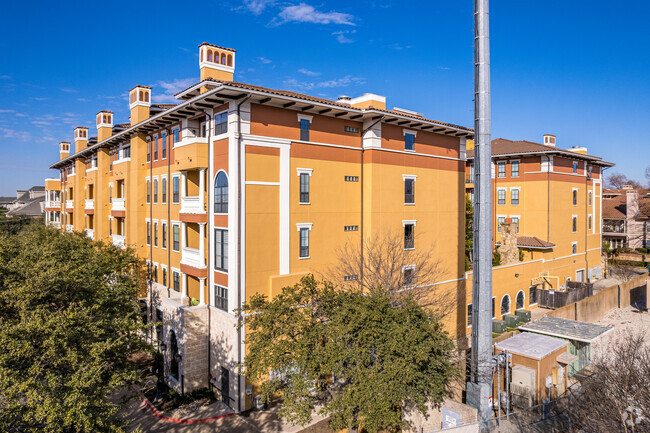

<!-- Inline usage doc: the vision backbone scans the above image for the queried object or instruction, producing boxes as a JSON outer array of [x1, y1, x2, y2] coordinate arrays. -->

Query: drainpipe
[[236, 94, 251, 413], [203, 110, 213, 389]]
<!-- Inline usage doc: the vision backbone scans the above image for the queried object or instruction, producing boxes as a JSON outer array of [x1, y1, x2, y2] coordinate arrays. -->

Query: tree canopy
[[240, 275, 457, 433], [0, 223, 150, 433]]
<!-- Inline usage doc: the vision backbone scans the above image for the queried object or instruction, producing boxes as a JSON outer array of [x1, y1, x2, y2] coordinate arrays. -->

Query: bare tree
[[606, 172, 644, 189], [609, 261, 643, 282], [645, 166, 650, 188], [568, 334, 650, 432], [323, 230, 456, 318]]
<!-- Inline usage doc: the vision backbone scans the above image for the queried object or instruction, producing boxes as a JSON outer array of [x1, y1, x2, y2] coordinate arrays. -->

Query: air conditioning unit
[[254, 395, 266, 410]]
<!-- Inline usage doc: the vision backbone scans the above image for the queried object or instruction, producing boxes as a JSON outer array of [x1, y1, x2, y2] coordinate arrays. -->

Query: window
[[498, 189, 506, 205], [492, 297, 496, 318], [511, 160, 519, 178], [172, 128, 180, 144], [146, 180, 151, 203], [573, 189, 578, 206], [299, 228, 310, 258], [589, 191, 592, 206], [588, 215, 592, 230], [162, 267, 167, 286], [572, 216, 577, 233], [154, 135, 158, 160], [153, 222, 158, 247], [299, 173, 310, 203], [153, 179, 158, 204], [162, 178, 167, 204], [501, 295, 510, 316], [529, 286, 537, 305], [404, 224, 414, 249], [214, 285, 228, 311], [497, 161, 506, 178], [146, 139, 151, 162], [123, 146, 131, 158], [162, 132, 167, 159], [146, 221, 151, 245], [467, 304, 473, 327], [162, 223, 167, 249], [512, 217, 520, 233], [173, 224, 180, 251], [214, 172, 228, 213], [572, 242, 577, 254], [573, 161, 578, 173], [403, 266, 415, 287], [169, 331, 179, 380], [497, 216, 505, 233], [173, 271, 180, 292], [404, 178, 415, 204], [214, 112, 228, 135], [172, 176, 180, 204], [511, 189, 519, 205], [405, 133, 415, 151], [215, 229, 228, 271], [516, 291, 525, 310], [300, 119, 310, 141]]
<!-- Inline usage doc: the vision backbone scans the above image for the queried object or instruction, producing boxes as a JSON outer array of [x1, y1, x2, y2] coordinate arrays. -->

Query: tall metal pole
[[467, 0, 493, 430]]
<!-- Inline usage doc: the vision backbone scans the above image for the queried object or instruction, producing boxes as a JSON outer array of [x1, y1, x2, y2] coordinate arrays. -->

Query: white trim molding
[[402, 219, 417, 227], [296, 168, 313, 176], [296, 223, 313, 231], [403, 129, 418, 137], [297, 114, 313, 123]]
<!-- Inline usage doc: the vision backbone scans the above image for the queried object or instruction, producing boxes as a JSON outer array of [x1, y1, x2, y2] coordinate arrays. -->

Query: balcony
[[65, 200, 74, 210], [46, 200, 60, 208], [603, 222, 625, 235], [181, 246, 206, 269], [112, 198, 126, 212], [85, 228, 94, 239], [85, 199, 94, 210], [66, 224, 73, 232], [180, 196, 205, 214], [112, 234, 125, 248]]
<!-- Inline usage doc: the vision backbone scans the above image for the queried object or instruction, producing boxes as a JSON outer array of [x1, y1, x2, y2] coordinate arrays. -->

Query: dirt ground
[[592, 305, 650, 360]]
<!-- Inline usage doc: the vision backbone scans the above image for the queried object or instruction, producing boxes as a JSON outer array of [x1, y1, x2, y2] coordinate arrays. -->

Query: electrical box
[[515, 309, 531, 322], [503, 314, 520, 328], [510, 365, 535, 408], [492, 319, 507, 334]]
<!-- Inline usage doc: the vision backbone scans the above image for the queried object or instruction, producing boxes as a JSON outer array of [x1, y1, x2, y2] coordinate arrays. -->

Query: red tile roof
[[517, 236, 555, 249]]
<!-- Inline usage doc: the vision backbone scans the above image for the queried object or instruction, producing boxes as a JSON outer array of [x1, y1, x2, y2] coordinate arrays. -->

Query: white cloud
[[31, 120, 51, 126], [60, 88, 77, 93], [389, 43, 411, 50], [298, 68, 320, 77], [152, 78, 196, 103], [283, 75, 364, 91], [257, 57, 272, 64], [242, 0, 275, 15], [274, 3, 354, 25], [0, 127, 31, 142], [0, 75, 10, 80], [332, 30, 356, 43]]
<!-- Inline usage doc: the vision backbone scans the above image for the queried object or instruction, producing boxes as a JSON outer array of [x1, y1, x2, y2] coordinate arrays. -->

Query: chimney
[[626, 190, 639, 220], [129, 85, 151, 125], [59, 141, 70, 160], [74, 127, 88, 152], [199, 42, 235, 85], [569, 146, 588, 155], [498, 218, 519, 265], [96, 111, 113, 142], [543, 134, 556, 147], [337, 95, 352, 105], [349, 93, 386, 110]]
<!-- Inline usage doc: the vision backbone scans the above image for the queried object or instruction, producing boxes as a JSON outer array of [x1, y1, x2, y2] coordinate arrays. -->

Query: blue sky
[[1, 0, 649, 195]]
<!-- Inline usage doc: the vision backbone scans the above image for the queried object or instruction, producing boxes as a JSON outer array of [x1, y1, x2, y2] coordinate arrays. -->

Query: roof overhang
[[466, 150, 615, 167]]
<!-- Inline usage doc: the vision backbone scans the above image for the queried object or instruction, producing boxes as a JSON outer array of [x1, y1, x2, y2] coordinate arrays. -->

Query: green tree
[[0, 223, 150, 433], [465, 195, 473, 270], [240, 275, 457, 433]]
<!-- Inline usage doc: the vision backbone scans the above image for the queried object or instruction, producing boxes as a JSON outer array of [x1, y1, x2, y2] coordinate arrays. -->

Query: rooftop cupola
[[199, 42, 235, 85], [129, 85, 151, 126], [543, 134, 556, 147], [59, 141, 70, 160], [74, 127, 89, 152], [350, 93, 386, 110], [96, 111, 113, 142]]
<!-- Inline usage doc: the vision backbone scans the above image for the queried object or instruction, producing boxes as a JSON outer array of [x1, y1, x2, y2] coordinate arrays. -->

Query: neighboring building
[[3, 186, 46, 218], [45, 42, 472, 411], [464, 136, 614, 333], [602, 186, 650, 249]]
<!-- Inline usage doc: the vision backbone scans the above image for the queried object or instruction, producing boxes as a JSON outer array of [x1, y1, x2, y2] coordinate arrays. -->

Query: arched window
[[207, 50, 213, 62], [221, 53, 226, 64], [214, 171, 228, 213], [169, 330, 179, 380], [516, 291, 525, 310], [144, 91, 149, 102], [501, 295, 510, 316], [227, 54, 233, 66]]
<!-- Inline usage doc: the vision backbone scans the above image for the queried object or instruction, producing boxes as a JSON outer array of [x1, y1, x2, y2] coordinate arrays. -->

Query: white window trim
[[402, 219, 417, 227], [510, 187, 521, 206], [296, 223, 313, 231], [171, 173, 181, 204], [572, 188, 578, 206], [402, 174, 417, 181], [501, 294, 511, 316], [402, 129, 418, 137], [516, 290, 525, 310], [297, 114, 313, 123], [497, 161, 506, 178], [572, 241, 578, 255], [497, 187, 507, 205], [510, 215, 520, 233], [171, 221, 181, 252], [467, 303, 473, 328], [572, 215, 578, 233], [510, 159, 520, 178], [497, 214, 506, 232], [296, 168, 313, 176]]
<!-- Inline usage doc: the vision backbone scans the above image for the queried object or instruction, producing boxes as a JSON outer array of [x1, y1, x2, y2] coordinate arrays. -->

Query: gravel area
[[591, 306, 650, 360]]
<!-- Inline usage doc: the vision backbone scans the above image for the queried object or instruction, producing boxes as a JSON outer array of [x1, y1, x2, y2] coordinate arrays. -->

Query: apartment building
[[465, 136, 613, 329], [45, 42, 473, 411], [602, 187, 650, 249]]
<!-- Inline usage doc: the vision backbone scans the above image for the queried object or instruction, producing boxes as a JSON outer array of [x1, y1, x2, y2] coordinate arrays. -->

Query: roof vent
[[393, 107, 423, 117], [337, 95, 351, 105]]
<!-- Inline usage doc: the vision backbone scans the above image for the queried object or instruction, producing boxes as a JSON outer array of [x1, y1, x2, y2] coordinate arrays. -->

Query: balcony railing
[[112, 234, 125, 248], [65, 200, 74, 209], [180, 196, 205, 214], [603, 225, 625, 234], [181, 246, 206, 269], [66, 224, 73, 232], [46, 200, 60, 208], [112, 197, 125, 212], [85, 228, 94, 239], [176, 133, 208, 148], [85, 199, 94, 210]]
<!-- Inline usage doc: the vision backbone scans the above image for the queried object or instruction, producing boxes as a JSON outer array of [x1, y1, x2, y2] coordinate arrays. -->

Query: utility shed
[[495, 332, 570, 404], [519, 316, 613, 376]]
